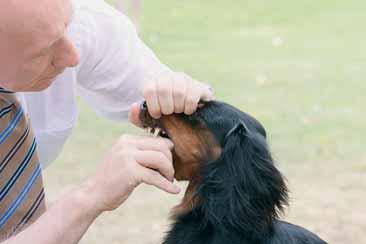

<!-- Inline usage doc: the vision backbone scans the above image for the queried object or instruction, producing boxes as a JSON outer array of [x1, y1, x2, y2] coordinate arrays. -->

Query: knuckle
[[157, 87, 170, 97], [162, 162, 173, 175], [173, 90, 185, 100], [119, 134, 133, 144], [149, 171, 164, 185], [143, 86, 156, 98], [122, 159, 134, 171], [150, 170, 160, 178], [164, 163, 174, 175], [157, 151, 169, 162], [155, 140, 167, 150], [132, 171, 143, 185], [161, 138, 174, 148]]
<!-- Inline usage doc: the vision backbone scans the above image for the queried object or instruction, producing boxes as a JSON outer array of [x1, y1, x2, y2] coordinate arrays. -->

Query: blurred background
[[44, 0, 365, 243]]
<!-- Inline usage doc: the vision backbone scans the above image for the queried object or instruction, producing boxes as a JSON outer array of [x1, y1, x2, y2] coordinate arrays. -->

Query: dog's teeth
[[154, 128, 161, 137]]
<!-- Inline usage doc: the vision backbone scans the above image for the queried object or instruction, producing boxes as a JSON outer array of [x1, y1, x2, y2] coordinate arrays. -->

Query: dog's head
[[140, 101, 288, 236]]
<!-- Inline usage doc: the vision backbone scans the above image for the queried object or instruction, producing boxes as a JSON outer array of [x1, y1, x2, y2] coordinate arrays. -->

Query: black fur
[[163, 101, 327, 244]]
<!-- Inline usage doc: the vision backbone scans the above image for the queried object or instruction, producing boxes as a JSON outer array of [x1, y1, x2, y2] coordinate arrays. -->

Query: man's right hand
[[5, 134, 180, 244], [82, 134, 181, 213]]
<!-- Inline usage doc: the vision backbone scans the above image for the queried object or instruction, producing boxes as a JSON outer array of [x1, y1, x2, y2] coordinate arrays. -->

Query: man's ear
[[198, 120, 288, 236]]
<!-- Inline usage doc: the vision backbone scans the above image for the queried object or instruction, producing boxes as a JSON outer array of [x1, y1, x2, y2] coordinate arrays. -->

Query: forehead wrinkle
[[35, 0, 75, 54], [0, 0, 72, 43]]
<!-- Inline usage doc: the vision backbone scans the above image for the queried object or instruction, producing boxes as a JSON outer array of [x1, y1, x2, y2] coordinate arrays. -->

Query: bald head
[[0, 0, 79, 91]]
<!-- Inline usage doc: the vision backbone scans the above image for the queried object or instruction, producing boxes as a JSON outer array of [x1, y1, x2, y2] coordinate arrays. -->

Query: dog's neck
[[170, 123, 288, 241], [172, 159, 287, 241], [172, 180, 201, 217]]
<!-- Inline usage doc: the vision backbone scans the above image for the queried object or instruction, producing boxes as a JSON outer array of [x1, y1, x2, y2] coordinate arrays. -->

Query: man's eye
[[33, 55, 46, 63], [32, 53, 51, 66], [38, 50, 49, 57], [35, 46, 53, 58]]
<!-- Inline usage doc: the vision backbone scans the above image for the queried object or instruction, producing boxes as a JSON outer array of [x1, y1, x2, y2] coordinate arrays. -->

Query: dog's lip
[[139, 103, 170, 138], [140, 111, 159, 129]]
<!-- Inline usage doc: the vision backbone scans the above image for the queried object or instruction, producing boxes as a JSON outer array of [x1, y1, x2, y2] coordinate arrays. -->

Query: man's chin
[[1, 77, 56, 92], [28, 78, 55, 91]]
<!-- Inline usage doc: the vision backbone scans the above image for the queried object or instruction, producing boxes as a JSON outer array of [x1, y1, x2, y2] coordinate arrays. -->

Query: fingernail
[[166, 140, 174, 148], [172, 184, 181, 194], [151, 113, 161, 119], [131, 102, 140, 110]]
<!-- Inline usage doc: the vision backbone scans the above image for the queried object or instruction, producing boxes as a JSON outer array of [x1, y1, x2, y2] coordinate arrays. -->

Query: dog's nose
[[140, 101, 148, 112]]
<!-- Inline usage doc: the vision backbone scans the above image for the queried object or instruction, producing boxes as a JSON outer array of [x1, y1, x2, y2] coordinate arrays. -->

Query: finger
[[184, 79, 201, 115], [140, 167, 181, 194], [128, 135, 174, 161], [180, 73, 214, 102], [143, 79, 161, 119], [135, 150, 175, 182], [157, 76, 174, 115], [172, 74, 187, 113], [199, 82, 215, 102], [128, 102, 143, 128]]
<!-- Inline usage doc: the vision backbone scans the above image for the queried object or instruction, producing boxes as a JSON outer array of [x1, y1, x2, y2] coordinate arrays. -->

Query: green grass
[[45, 1, 366, 243], [63, 0, 366, 166]]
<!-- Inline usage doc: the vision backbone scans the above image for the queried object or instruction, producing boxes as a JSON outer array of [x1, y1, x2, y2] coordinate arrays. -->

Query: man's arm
[[4, 135, 180, 244], [71, 0, 167, 121], [6, 184, 99, 244], [71, 0, 213, 122]]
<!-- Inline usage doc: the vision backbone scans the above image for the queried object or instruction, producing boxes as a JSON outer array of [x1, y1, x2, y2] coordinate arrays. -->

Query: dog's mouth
[[145, 126, 169, 138], [139, 102, 170, 139]]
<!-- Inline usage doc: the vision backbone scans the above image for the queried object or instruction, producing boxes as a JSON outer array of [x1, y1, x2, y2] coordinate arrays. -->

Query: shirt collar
[[0, 88, 15, 94]]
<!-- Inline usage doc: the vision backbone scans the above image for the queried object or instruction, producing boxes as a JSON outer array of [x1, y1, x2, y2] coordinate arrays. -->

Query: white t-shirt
[[18, 0, 169, 167]]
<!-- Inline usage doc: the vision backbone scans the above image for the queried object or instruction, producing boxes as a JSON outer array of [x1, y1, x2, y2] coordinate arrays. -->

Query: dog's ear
[[198, 120, 288, 237]]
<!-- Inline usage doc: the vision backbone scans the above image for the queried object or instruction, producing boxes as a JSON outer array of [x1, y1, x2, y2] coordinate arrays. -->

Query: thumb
[[199, 83, 215, 102], [128, 103, 143, 128]]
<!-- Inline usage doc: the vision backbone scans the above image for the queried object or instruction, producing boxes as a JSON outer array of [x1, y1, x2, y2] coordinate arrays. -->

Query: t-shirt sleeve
[[70, 0, 170, 121]]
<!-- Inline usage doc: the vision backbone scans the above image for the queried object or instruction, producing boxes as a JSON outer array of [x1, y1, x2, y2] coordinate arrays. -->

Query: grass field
[[44, 0, 366, 243]]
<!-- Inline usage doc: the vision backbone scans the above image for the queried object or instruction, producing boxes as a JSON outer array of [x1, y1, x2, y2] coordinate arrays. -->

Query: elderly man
[[0, 0, 213, 243]]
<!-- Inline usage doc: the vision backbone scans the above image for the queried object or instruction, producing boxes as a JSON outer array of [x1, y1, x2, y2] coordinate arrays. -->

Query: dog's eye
[[183, 115, 198, 123]]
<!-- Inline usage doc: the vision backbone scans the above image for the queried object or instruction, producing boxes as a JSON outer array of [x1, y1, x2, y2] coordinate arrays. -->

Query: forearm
[[5, 182, 100, 244], [74, 0, 171, 121]]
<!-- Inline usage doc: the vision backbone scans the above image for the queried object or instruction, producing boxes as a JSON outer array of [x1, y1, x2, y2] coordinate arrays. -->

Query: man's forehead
[[0, 0, 73, 38]]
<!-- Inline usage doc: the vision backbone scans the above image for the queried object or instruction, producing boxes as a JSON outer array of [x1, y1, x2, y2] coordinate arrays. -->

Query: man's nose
[[53, 37, 80, 69]]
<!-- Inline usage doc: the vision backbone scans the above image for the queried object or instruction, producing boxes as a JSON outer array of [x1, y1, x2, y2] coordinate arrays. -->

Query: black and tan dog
[[140, 101, 327, 244]]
